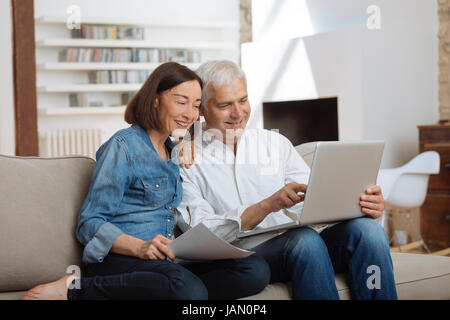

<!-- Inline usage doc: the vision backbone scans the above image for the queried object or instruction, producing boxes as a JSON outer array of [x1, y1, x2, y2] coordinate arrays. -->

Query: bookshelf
[[36, 38, 235, 50], [34, 13, 238, 156], [37, 62, 201, 71], [38, 106, 126, 117], [35, 15, 239, 113], [35, 16, 237, 29], [38, 84, 142, 93]]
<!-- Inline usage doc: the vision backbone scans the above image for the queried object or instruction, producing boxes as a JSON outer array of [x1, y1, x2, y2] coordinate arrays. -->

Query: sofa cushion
[[239, 274, 351, 300], [0, 155, 95, 292], [294, 142, 317, 168], [391, 252, 450, 299]]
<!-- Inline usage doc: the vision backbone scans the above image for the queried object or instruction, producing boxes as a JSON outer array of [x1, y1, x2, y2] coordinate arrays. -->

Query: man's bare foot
[[22, 275, 73, 300]]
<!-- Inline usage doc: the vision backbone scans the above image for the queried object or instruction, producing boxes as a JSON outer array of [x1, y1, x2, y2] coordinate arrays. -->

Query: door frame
[[11, 0, 38, 156]]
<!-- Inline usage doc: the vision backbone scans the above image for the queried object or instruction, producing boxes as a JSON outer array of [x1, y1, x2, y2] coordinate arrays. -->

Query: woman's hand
[[360, 185, 385, 219], [177, 139, 195, 169], [138, 234, 175, 260]]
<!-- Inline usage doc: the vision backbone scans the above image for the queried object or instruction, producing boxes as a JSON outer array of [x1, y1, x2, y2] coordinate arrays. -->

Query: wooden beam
[[432, 247, 450, 256], [11, 0, 38, 156], [390, 240, 424, 253]]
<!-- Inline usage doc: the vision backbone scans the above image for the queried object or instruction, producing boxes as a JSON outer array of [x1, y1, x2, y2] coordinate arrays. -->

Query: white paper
[[167, 223, 254, 260]]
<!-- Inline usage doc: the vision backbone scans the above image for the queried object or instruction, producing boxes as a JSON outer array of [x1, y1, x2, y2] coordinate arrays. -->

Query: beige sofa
[[1, 142, 449, 300]]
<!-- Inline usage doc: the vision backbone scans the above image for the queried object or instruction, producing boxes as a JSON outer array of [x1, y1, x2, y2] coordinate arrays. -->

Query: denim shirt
[[76, 124, 182, 264]]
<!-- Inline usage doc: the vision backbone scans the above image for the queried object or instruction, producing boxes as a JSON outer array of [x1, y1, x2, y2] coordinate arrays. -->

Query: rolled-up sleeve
[[76, 138, 131, 263], [81, 222, 123, 263]]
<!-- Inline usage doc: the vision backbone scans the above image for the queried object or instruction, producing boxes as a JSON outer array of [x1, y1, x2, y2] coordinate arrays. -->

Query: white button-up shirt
[[177, 128, 327, 250]]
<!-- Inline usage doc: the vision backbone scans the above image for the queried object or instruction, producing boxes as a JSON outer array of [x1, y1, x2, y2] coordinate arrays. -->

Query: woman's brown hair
[[124, 62, 203, 131]]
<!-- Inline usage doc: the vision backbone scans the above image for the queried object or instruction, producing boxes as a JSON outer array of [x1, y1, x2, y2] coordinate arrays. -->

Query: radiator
[[39, 128, 102, 159]]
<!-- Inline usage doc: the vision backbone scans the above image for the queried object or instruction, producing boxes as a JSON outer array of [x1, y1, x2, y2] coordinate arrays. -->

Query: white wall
[[244, 0, 438, 168], [0, 0, 15, 155], [242, 29, 365, 140], [252, 0, 369, 41], [360, 0, 439, 167]]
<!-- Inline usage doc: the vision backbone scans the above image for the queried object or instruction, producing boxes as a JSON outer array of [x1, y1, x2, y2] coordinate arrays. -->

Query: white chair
[[377, 151, 440, 253]]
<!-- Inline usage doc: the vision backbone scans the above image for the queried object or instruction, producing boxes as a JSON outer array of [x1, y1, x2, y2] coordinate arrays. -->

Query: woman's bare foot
[[22, 275, 73, 300]]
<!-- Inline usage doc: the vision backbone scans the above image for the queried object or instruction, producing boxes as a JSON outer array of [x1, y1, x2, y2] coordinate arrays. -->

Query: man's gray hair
[[195, 60, 247, 110]]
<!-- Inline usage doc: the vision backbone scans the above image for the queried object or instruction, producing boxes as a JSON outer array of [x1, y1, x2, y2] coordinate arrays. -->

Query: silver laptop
[[237, 140, 385, 239]]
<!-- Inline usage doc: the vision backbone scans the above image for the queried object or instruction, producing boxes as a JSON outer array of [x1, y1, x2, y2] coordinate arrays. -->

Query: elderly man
[[177, 60, 397, 300]]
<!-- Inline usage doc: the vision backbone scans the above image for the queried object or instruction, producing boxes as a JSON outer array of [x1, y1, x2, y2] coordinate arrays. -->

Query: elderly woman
[[23, 62, 270, 300]]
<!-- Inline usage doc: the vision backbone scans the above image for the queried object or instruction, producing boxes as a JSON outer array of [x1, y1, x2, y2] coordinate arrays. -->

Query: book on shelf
[[69, 93, 110, 108], [121, 92, 135, 105], [88, 71, 150, 84], [71, 24, 145, 40], [89, 101, 104, 107], [69, 93, 89, 107], [58, 48, 201, 64]]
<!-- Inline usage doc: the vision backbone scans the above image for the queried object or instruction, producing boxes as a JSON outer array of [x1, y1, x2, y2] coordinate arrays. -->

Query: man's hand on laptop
[[262, 182, 307, 213], [240, 183, 307, 231], [359, 185, 384, 219]]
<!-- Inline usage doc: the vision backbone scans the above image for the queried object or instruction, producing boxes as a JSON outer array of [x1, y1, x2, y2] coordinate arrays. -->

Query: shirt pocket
[[140, 175, 169, 209]]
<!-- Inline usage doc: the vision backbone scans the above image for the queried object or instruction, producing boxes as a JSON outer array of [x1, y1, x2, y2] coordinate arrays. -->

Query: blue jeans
[[67, 253, 270, 300], [252, 217, 398, 300]]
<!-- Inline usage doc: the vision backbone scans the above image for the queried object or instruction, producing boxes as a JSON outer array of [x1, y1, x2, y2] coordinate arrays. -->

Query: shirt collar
[[131, 123, 176, 157]]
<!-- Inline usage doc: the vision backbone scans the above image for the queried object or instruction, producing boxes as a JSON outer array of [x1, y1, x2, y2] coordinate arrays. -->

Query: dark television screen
[[263, 97, 338, 146]]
